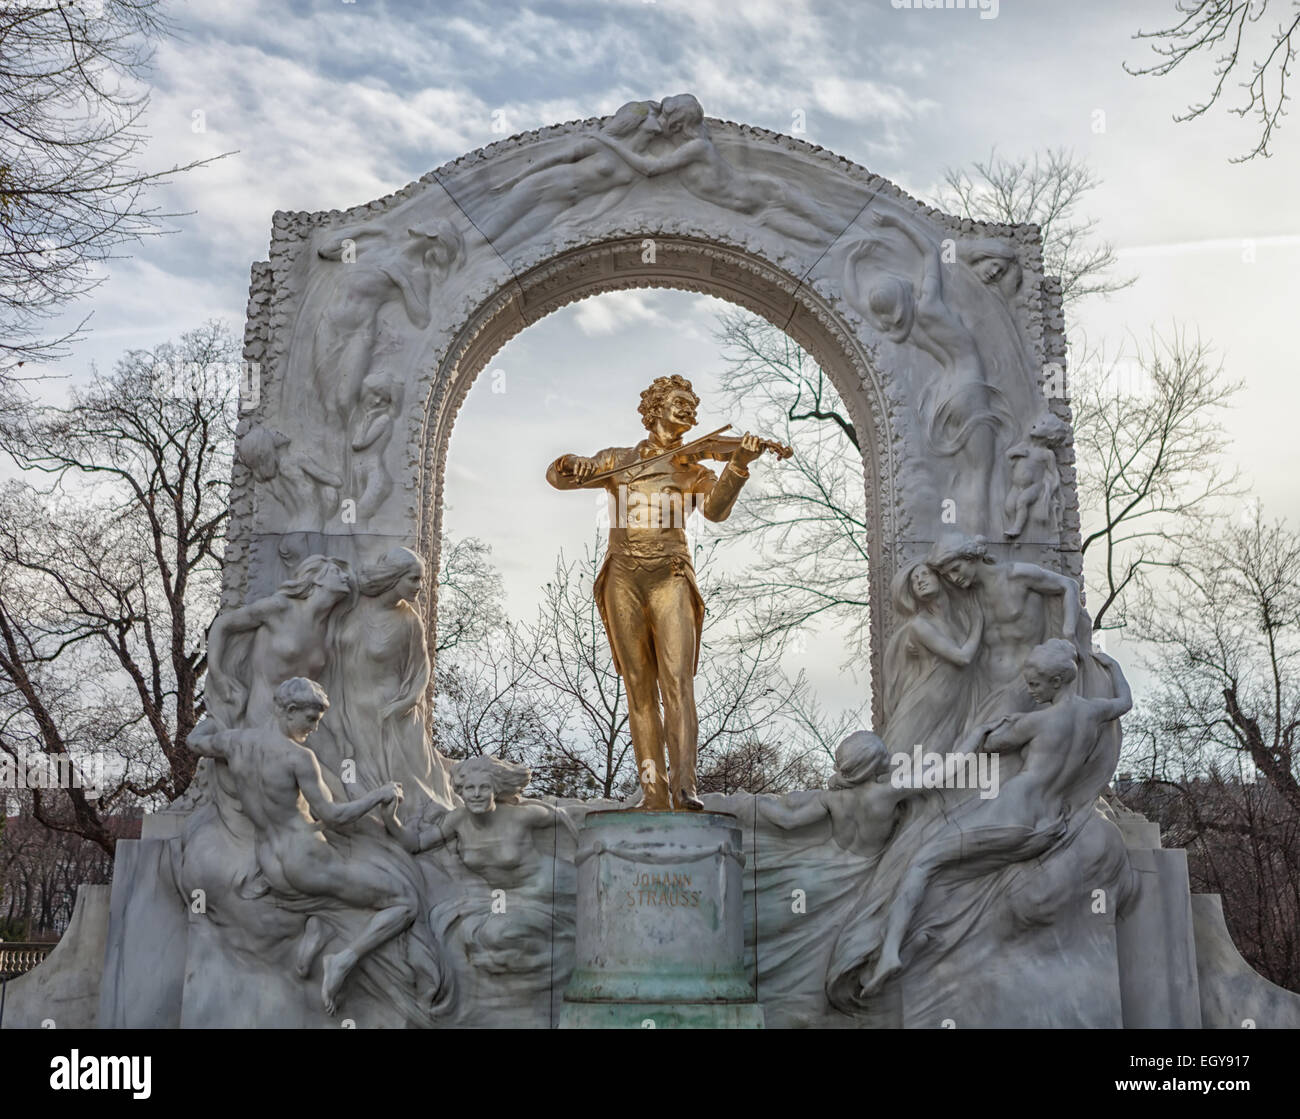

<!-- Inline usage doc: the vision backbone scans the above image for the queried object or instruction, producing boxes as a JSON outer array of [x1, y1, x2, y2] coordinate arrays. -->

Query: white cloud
[[571, 290, 676, 336], [811, 77, 931, 124]]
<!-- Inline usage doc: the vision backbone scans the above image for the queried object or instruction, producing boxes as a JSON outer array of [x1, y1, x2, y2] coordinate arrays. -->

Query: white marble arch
[[223, 95, 1076, 724]]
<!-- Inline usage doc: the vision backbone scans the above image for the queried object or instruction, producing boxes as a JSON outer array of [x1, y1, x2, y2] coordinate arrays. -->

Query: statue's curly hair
[[829, 731, 888, 789], [1026, 638, 1079, 684], [638, 374, 698, 432], [274, 676, 330, 712]]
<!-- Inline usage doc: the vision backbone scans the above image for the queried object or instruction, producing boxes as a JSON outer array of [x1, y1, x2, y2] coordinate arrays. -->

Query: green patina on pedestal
[[560, 1001, 765, 1029], [559, 809, 764, 1029]]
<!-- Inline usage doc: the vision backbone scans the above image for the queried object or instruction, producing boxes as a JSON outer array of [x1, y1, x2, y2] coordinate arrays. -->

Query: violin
[[669, 428, 794, 467], [578, 425, 793, 487]]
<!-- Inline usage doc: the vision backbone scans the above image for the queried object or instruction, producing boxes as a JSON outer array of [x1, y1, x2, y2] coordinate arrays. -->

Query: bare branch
[[1126, 1, 1300, 161]]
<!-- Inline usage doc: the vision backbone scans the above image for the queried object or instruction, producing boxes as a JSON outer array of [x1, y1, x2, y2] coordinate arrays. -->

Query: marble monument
[[5, 95, 1298, 1030]]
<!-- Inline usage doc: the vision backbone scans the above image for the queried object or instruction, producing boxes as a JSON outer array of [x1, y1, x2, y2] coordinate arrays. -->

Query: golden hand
[[561, 455, 599, 483], [730, 432, 763, 468]]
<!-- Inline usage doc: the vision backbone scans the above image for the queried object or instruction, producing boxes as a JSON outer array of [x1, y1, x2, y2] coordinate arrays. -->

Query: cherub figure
[[382, 754, 576, 892], [755, 731, 925, 858], [189, 678, 417, 1015], [858, 639, 1131, 995], [1003, 413, 1070, 539]]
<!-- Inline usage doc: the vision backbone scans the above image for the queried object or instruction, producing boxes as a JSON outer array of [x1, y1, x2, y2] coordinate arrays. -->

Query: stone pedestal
[[560, 809, 763, 1028], [0, 885, 110, 1029], [1116, 843, 1202, 1027]]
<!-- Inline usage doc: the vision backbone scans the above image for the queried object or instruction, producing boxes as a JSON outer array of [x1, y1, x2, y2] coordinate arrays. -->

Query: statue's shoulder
[[594, 444, 640, 467], [1006, 559, 1050, 579]]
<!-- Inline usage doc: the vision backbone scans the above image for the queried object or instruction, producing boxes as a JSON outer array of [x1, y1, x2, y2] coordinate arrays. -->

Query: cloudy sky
[[35, 0, 1300, 721]]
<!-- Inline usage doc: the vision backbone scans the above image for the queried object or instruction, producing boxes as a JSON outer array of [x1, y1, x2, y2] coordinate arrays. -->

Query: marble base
[[13, 805, 1300, 1028]]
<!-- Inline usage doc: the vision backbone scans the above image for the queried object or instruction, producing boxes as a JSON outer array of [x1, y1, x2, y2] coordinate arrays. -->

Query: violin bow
[[574, 425, 733, 487]]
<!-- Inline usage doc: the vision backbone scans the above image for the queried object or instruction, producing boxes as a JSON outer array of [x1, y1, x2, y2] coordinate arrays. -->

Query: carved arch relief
[[225, 95, 1077, 723]]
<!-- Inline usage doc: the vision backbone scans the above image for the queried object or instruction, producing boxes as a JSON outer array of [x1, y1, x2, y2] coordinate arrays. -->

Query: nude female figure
[[327, 548, 452, 804], [481, 99, 666, 248], [382, 755, 575, 893], [843, 209, 1004, 528], [205, 555, 355, 729], [306, 220, 461, 429], [590, 93, 849, 244]]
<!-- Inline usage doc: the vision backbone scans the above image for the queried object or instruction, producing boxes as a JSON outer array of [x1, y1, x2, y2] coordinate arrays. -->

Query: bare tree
[[0, 322, 238, 853], [1120, 769, 1300, 989], [434, 623, 562, 768], [1072, 327, 1242, 630], [1, 793, 136, 940], [1133, 508, 1300, 814], [707, 311, 870, 660], [434, 535, 506, 655], [514, 543, 633, 799], [1126, 1, 1300, 162], [0, 1, 224, 385], [936, 148, 1133, 309], [1120, 507, 1300, 987]]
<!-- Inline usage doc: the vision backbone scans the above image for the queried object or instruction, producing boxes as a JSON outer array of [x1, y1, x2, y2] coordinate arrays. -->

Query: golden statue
[[546, 374, 791, 811]]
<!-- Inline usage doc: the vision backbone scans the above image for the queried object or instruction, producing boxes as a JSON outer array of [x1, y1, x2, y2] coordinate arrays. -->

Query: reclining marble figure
[[189, 677, 418, 1014], [858, 640, 1132, 997]]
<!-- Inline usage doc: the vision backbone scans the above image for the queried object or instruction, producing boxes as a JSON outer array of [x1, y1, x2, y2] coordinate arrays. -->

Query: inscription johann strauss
[[624, 871, 703, 909]]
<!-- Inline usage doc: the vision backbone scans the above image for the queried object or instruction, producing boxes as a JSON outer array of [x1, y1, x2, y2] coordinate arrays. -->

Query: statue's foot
[[295, 915, 328, 979], [640, 787, 671, 811], [321, 950, 356, 1016], [676, 788, 704, 811]]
